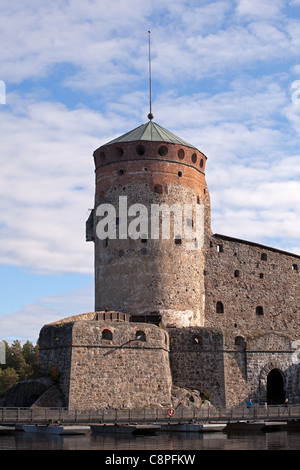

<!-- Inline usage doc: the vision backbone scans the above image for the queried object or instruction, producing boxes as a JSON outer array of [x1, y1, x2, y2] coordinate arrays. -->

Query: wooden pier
[[0, 405, 299, 429]]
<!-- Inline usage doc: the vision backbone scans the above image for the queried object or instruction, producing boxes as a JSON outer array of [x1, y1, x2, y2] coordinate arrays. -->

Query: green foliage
[[0, 340, 39, 393], [0, 368, 19, 393]]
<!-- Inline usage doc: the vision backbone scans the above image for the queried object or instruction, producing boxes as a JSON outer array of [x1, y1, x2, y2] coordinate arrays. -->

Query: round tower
[[87, 119, 211, 328]]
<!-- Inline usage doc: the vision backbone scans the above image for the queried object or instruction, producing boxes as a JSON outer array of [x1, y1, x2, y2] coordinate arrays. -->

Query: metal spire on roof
[[147, 30, 154, 121]]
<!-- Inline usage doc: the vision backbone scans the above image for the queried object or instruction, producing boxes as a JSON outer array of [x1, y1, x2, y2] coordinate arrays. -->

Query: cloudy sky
[[0, 0, 300, 342]]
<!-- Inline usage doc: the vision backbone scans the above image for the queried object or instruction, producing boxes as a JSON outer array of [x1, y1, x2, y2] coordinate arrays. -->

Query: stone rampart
[[39, 318, 172, 410]]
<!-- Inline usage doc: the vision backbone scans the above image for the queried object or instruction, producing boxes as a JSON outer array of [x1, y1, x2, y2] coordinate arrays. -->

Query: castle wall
[[39, 319, 172, 410], [39, 322, 73, 407], [168, 327, 300, 407], [222, 332, 300, 407], [205, 234, 300, 334], [199, 234, 300, 406], [167, 327, 226, 406]]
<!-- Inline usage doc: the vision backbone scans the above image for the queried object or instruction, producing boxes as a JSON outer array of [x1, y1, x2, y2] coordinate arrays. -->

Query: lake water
[[1, 428, 300, 451]]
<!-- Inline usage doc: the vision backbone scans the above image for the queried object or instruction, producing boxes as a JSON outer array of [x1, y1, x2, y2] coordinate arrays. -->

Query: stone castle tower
[[38, 114, 300, 410], [87, 118, 211, 328]]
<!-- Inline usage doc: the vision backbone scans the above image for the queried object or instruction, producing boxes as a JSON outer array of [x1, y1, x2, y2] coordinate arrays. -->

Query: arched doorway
[[267, 369, 285, 404]]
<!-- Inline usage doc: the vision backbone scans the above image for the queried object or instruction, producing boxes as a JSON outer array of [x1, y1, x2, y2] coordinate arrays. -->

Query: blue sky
[[1, 0, 300, 342]]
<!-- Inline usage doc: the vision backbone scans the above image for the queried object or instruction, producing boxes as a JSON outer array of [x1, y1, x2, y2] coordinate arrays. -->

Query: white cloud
[[0, 286, 93, 342], [1, 0, 300, 342], [235, 0, 285, 19], [2, 71, 299, 276], [0, 95, 106, 273], [1, 0, 299, 92]]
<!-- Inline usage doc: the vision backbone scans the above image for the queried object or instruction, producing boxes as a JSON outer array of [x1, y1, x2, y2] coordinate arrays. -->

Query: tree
[[5, 340, 32, 380], [0, 368, 19, 393], [22, 341, 39, 376], [0, 339, 39, 393]]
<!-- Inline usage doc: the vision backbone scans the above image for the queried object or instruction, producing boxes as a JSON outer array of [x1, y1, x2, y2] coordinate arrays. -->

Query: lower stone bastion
[[38, 312, 173, 410]]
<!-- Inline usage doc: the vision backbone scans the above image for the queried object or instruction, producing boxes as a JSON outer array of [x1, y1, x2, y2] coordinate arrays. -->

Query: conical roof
[[104, 121, 197, 149]]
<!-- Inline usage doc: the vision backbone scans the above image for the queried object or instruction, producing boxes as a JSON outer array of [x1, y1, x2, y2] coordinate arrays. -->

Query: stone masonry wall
[[201, 236, 300, 406], [39, 322, 73, 407], [92, 140, 211, 328], [39, 318, 172, 410], [167, 327, 226, 406], [205, 234, 300, 334]]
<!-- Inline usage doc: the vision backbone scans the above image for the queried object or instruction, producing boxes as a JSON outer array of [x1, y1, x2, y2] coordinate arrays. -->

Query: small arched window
[[216, 301, 224, 313], [235, 336, 246, 350], [261, 253, 267, 261], [135, 330, 146, 342], [102, 329, 113, 340]]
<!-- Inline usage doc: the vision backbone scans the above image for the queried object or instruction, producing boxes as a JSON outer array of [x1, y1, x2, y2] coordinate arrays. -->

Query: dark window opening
[[256, 306, 264, 315], [154, 184, 163, 194], [116, 147, 124, 157], [136, 145, 145, 156], [118, 169, 125, 175], [216, 301, 224, 313], [292, 264, 298, 271], [178, 149, 185, 159], [217, 244, 223, 253], [119, 250, 125, 257], [178, 171, 182, 177], [102, 329, 113, 341], [130, 314, 161, 326], [135, 330, 146, 342], [200, 158, 204, 169], [174, 236, 182, 245], [235, 336, 246, 349], [261, 253, 267, 261], [260, 273, 264, 279], [234, 270, 240, 278], [192, 153, 197, 163], [158, 145, 168, 156], [193, 336, 202, 346]]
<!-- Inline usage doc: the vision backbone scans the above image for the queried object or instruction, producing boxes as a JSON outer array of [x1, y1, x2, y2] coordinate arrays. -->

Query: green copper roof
[[104, 121, 197, 149]]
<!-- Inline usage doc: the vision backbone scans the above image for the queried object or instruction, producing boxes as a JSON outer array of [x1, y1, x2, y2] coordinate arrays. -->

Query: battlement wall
[[205, 234, 300, 334], [39, 320, 172, 410]]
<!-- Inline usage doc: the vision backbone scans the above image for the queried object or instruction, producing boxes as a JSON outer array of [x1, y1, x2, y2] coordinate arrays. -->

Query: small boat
[[224, 421, 265, 432], [91, 424, 160, 435], [22, 424, 90, 435]]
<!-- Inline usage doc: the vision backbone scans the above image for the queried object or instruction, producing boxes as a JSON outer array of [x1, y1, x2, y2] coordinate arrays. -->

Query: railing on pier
[[1, 405, 300, 426]]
